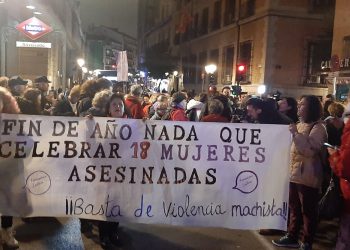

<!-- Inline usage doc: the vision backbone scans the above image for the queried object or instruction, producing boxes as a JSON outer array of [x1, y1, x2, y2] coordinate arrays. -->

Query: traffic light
[[236, 64, 246, 82]]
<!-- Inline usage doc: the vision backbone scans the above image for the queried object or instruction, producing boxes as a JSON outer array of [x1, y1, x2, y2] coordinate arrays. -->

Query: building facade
[[85, 25, 138, 73], [326, 0, 350, 100], [0, 0, 85, 89], [139, 0, 335, 97]]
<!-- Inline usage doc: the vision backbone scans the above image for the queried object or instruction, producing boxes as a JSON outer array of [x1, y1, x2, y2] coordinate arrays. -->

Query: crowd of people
[[0, 74, 350, 250]]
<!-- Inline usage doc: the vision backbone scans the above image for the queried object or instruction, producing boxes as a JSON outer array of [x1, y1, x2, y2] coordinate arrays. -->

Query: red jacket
[[125, 96, 144, 119], [201, 114, 229, 123], [170, 107, 188, 121], [329, 120, 350, 214]]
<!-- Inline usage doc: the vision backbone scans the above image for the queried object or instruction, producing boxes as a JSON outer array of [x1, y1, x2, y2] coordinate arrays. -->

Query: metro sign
[[16, 17, 53, 40]]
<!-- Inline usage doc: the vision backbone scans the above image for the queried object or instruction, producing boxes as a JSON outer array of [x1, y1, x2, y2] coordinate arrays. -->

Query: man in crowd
[[8, 76, 27, 97], [125, 84, 144, 119], [34, 76, 51, 112]]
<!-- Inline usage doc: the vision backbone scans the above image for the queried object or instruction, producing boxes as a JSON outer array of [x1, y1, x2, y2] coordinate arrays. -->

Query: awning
[[325, 77, 350, 85]]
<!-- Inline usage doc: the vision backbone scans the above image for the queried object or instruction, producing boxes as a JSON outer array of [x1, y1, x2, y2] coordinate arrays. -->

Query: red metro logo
[[16, 17, 53, 40]]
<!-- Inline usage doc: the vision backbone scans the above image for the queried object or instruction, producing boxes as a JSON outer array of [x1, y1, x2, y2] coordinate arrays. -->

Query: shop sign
[[321, 56, 350, 71], [16, 17, 53, 40], [16, 41, 52, 48]]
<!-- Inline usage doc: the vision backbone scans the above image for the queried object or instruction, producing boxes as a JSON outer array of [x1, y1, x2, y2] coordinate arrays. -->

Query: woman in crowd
[[0, 86, 20, 248], [20, 88, 42, 115], [325, 102, 345, 147], [167, 92, 188, 121], [143, 93, 159, 118], [186, 93, 207, 121], [86, 89, 113, 117], [97, 93, 131, 248], [52, 85, 80, 116], [201, 99, 229, 123], [77, 78, 112, 117], [199, 94, 232, 122], [328, 119, 350, 250], [150, 101, 168, 120], [278, 97, 298, 123], [273, 95, 327, 250]]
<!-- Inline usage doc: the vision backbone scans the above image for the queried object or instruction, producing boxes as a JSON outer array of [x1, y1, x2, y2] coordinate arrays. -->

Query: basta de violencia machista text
[[0, 119, 266, 186]]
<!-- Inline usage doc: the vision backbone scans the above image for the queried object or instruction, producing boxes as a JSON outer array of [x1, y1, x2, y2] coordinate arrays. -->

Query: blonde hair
[[328, 102, 345, 118], [69, 85, 81, 98], [92, 90, 113, 110], [0, 86, 20, 114], [0, 76, 9, 88]]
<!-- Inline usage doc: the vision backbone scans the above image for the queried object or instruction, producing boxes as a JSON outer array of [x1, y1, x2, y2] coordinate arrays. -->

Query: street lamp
[[257, 84, 266, 96], [76, 58, 85, 83], [173, 71, 179, 91], [204, 64, 217, 92], [77, 58, 85, 68], [205, 64, 217, 75]]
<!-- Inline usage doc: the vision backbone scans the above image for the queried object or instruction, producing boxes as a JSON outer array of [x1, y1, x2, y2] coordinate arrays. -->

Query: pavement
[[1, 217, 338, 250]]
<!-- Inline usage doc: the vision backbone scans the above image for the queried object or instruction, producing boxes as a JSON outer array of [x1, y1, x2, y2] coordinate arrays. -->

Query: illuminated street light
[[257, 85, 266, 95], [205, 64, 217, 74], [173, 71, 178, 77], [77, 58, 85, 67], [81, 67, 88, 74]]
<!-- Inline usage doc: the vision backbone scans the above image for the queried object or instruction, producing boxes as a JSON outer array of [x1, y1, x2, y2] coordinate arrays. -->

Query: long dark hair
[[105, 93, 131, 118], [301, 95, 323, 123], [285, 97, 298, 123]]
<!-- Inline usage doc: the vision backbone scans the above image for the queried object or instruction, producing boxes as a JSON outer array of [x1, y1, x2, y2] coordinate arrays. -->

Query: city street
[[0, 1, 349, 250], [3, 217, 338, 250]]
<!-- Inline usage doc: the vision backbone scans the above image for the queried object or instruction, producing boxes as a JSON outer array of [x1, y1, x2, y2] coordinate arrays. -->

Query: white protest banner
[[0, 114, 291, 230]]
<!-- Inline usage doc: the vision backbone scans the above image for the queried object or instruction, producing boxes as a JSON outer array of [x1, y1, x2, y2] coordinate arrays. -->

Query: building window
[[212, 1, 222, 31], [200, 8, 209, 36], [344, 36, 350, 58], [309, 0, 334, 13], [305, 40, 332, 85], [184, 54, 197, 84], [240, 0, 255, 19], [224, 0, 236, 26], [238, 41, 252, 82], [197, 51, 207, 84], [210, 49, 219, 83], [222, 46, 234, 84]]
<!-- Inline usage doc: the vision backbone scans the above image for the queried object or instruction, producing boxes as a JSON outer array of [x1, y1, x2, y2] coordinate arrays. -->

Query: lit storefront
[[322, 56, 350, 100]]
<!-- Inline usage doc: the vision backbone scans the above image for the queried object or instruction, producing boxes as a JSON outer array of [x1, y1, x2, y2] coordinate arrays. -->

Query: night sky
[[79, 0, 138, 38]]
